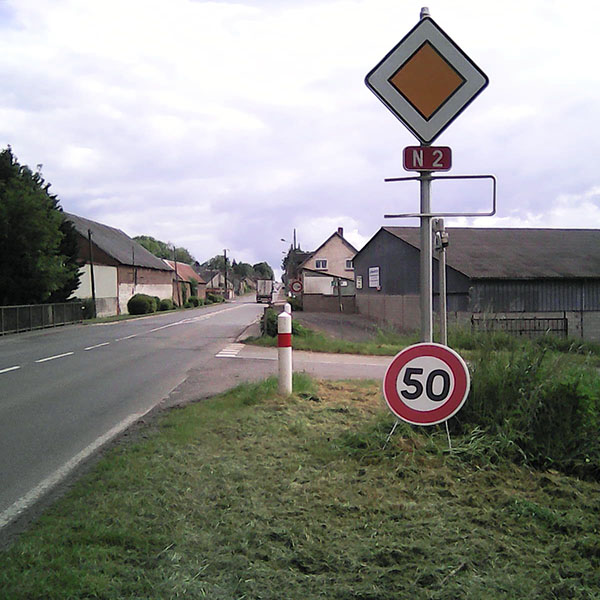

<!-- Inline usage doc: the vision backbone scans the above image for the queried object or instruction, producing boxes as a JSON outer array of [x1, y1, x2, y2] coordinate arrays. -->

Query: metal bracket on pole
[[383, 174, 497, 219]]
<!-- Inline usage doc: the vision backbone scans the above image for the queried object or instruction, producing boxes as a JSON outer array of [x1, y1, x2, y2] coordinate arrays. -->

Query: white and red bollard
[[278, 303, 292, 394]]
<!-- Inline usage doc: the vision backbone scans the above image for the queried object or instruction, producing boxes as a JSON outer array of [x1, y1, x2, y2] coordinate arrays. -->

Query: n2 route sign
[[403, 146, 451, 171], [383, 343, 470, 426]]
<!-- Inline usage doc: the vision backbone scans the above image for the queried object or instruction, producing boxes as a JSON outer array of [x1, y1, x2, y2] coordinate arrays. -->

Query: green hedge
[[127, 294, 157, 315], [158, 298, 174, 311]]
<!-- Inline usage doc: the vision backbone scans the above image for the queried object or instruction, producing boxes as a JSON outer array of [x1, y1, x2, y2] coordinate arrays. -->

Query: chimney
[[337, 227, 344, 237]]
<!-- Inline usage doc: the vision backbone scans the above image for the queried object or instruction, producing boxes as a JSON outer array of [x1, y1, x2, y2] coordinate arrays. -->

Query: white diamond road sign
[[365, 16, 488, 144]]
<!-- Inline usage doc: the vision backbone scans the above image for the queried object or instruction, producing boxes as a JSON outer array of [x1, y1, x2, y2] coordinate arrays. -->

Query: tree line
[[0, 148, 80, 305], [0, 147, 274, 306]]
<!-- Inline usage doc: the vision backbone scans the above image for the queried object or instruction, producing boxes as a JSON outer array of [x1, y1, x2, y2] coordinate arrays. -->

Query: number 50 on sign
[[383, 343, 470, 426]]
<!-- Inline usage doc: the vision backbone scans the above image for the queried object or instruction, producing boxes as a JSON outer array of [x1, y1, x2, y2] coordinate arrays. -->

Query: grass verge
[[0, 376, 598, 599], [247, 324, 418, 355]]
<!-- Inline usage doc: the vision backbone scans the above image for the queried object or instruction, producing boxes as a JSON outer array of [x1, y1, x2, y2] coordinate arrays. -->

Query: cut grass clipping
[[1, 375, 598, 599]]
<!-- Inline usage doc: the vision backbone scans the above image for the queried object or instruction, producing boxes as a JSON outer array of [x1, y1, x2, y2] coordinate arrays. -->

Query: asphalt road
[[0, 299, 263, 530]]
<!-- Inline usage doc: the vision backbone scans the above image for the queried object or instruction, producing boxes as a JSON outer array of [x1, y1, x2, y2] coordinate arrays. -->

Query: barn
[[66, 213, 174, 316], [353, 227, 600, 340]]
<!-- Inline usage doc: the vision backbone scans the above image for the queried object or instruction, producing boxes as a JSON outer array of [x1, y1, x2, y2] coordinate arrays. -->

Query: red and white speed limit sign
[[383, 343, 470, 426], [290, 280, 303, 293]]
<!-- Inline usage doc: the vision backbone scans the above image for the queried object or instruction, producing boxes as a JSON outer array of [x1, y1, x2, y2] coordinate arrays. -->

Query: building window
[[315, 258, 327, 269], [368, 267, 380, 288], [345, 259, 353, 270]]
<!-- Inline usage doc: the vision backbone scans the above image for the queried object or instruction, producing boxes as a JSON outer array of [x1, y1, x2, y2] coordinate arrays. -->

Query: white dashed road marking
[[85, 342, 110, 351], [0, 366, 21, 375], [35, 352, 74, 363], [215, 343, 245, 358]]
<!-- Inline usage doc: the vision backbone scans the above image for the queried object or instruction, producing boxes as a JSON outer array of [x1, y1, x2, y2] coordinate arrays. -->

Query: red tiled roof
[[164, 260, 206, 283]]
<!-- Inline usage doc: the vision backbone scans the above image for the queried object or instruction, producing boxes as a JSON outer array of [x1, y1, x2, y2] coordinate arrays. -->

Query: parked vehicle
[[256, 279, 274, 303]]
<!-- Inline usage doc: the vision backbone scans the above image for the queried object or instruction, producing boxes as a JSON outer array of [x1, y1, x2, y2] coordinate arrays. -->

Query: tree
[[202, 255, 229, 271], [232, 261, 254, 279], [252, 261, 274, 280], [281, 247, 311, 286], [133, 235, 195, 263], [0, 147, 81, 305]]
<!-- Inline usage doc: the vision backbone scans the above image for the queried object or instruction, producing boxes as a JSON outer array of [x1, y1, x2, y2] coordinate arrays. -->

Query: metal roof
[[65, 213, 172, 271], [383, 227, 600, 279]]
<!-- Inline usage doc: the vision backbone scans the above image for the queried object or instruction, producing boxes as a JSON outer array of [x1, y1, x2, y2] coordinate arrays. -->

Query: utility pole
[[87, 229, 97, 318], [173, 245, 181, 306], [223, 249, 228, 300]]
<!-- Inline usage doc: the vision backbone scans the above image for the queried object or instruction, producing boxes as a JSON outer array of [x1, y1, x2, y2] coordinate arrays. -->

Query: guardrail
[[0, 302, 85, 336]]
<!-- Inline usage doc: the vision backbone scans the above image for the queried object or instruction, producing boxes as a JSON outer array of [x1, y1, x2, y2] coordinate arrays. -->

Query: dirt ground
[[292, 311, 382, 342]]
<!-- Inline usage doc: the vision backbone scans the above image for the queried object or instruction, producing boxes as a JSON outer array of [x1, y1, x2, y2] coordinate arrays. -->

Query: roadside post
[[433, 218, 448, 346], [278, 303, 292, 395], [365, 7, 493, 443]]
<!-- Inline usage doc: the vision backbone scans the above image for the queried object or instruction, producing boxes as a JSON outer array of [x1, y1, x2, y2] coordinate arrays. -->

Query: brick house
[[296, 227, 358, 312], [66, 213, 174, 316]]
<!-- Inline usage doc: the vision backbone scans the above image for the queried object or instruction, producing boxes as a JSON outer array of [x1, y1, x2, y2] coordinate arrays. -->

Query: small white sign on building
[[368, 267, 380, 288]]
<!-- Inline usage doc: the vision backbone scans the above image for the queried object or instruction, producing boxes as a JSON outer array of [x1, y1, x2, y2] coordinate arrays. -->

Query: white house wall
[[75, 264, 118, 298], [304, 274, 334, 295], [118, 283, 172, 314]]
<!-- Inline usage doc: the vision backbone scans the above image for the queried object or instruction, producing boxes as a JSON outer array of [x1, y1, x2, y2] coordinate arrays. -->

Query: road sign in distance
[[365, 16, 488, 144], [403, 146, 451, 171], [383, 343, 470, 426], [290, 280, 303, 293]]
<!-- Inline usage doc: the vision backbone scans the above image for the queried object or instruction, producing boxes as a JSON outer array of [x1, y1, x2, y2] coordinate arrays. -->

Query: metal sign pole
[[433, 218, 448, 346], [420, 168, 433, 342]]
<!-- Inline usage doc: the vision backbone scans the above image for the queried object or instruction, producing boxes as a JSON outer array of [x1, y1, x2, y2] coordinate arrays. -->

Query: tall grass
[[455, 341, 600, 479]]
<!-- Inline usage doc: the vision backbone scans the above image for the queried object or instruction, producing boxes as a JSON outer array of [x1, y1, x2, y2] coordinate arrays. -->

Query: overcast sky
[[1, 0, 599, 276]]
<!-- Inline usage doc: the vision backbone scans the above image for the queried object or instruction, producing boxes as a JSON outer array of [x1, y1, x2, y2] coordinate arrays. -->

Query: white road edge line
[[35, 352, 74, 363], [0, 366, 21, 374], [0, 408, 150, 530], [84, 342, 110, 351]]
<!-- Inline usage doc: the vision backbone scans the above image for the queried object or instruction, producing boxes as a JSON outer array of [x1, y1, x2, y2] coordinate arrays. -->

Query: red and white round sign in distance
[[290, 280, 303, 293], [383, 343, 470, 426]]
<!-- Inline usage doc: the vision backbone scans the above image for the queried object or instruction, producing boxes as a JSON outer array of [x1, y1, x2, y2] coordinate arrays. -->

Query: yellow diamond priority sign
[[365, 16, 488, 144]]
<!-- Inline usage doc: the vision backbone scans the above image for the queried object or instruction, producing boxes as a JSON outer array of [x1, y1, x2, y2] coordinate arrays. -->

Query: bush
[[188, 296, 200, 307], [455, 343, 600, 479], [261, 308, 306, 338], [288, 295, 303, 311], [184, 301, 193, 308], [158, 298, 174, 311], [206, 292, 224, 303], [81, 298, 96, 319], [127, 294, 156, 315], [262, 308, 278, 337]]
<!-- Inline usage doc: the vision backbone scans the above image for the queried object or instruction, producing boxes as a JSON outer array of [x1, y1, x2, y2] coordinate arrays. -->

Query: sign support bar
[[419, 168, 433, 342]]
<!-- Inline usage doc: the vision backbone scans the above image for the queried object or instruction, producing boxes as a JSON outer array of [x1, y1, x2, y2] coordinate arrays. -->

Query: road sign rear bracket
[[383, 174, 497, 219]]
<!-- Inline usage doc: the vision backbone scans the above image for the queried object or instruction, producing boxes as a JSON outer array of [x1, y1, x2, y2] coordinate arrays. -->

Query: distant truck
[[256, 279, 274, 303]]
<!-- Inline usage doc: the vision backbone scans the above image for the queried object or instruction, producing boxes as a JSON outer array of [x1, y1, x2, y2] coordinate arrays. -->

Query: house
[[195, 267, 234, 299], [163, 260, 206, 305], [353, 226, 600, 340], [65, 213, 174, 316], [295, 227, 358, 312]]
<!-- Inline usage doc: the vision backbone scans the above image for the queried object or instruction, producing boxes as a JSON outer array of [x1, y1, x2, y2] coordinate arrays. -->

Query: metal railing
[[471, 315, 568, 338], [0, 302, 85, 336]]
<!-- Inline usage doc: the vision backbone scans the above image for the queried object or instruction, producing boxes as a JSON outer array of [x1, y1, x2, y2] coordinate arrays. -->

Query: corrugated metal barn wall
[[470, 280, 600, 312]]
